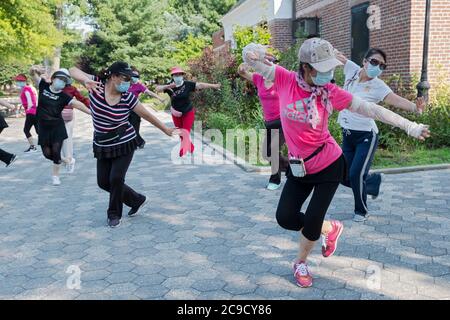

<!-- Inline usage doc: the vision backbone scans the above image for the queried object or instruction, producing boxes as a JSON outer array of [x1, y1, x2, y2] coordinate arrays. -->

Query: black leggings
[[41, 142, 63, 165], [276, 179, 339, 241], [24, 114, 39, 139], [97, 152, 145, 220]]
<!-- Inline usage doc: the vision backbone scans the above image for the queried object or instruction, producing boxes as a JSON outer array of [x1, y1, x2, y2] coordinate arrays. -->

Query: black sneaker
[[5, 154, 17, 167], [108, 218, 121, 228], [138, 141, 146, 149], [24, 145, 37, 153], [128, 197, 148, 217]]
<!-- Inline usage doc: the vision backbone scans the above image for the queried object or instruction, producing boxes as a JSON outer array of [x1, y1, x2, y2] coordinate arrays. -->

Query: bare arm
[[348, 96, 430, 141], [155, 83, 176, 93], [29, 66, 48, 87], [334, 50, 348, 64], [0, 99, 15, 109], [144, 89, 165, 102], [69, 67, 101, 95], [133, 102, 178, 137], [71, 100, 91, 115], [383, 93, 426, 114], [195, 82, 221, 90], [237, 63, 254, 82]]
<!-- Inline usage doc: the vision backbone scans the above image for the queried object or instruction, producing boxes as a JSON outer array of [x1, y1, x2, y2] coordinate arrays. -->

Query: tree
[[0, 0, 63, 65]]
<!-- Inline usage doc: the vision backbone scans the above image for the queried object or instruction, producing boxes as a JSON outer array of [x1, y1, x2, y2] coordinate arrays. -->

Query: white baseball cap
[[298, 38, 343, 73]]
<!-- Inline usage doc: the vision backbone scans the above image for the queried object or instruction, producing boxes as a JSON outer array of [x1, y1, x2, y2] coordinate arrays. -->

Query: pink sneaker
[[322, 220, 344, 258], [293, 261, 313, 288]]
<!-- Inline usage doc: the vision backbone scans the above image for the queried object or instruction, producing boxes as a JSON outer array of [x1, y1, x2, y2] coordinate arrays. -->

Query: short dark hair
[[364, 48, 387, 63]]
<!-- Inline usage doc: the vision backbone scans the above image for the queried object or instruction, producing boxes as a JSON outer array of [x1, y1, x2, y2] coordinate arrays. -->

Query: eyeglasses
[[368, 58, 387, 70]]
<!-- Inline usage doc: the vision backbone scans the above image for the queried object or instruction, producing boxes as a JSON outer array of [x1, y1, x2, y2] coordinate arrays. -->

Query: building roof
[[228, 0, 249, 14]]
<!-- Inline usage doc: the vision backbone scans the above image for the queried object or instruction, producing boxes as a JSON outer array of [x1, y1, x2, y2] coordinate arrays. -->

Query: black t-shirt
[[165, 81, 197, 114], [37, 79, 73, 122]]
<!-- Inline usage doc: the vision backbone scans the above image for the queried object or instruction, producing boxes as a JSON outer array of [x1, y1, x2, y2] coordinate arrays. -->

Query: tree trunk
[[51, 4, 64, 74]]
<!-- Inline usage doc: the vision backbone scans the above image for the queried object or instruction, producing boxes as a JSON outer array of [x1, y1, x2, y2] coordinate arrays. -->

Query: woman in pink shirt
[[15, 74, 39, 152], [243, 39, 430, 288], [238, 63, 288, 190]]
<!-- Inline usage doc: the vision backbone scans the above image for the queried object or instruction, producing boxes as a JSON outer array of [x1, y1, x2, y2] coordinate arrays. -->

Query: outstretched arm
[[348, 96, 430, 141], [69, 67, 102, 95], [144, 89, 165, 102], [383, 93, 426, 114], [155, 83, 176, 93], [195, 82, 221, 90], [71, 100, 91, 115], [29, 66, 48, 87], [237, 63, 254, 82], [242, 43, 276, 82], [133, 102, 180, 137], [0, 99, 15, 109]]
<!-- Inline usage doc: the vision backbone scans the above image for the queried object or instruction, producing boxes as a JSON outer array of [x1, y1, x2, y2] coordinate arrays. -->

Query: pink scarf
[[295, 74, 333, 129]]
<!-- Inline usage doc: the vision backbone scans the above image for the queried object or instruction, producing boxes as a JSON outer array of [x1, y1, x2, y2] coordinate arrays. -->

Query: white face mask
[[173, 76, 184, 87]]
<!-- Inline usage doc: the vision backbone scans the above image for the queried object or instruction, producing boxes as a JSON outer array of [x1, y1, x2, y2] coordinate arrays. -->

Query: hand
[[84, 79, 102, 96], [415, 97, 426, 114], [167, 83, 177, 90], [238, 63, 248, 74], [413, 124, 431, 141], [165, 127, 182, 137], [215, 83, 221, 90]]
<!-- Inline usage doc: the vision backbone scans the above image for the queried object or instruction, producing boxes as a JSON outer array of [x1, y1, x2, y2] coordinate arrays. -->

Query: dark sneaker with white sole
[[128, 197, 148, 217], [6, 154, 17, 167], [108, 218, 121, 228]]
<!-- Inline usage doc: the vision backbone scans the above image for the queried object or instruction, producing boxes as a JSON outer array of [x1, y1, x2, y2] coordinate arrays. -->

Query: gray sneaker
[[353, 214, 368, 222]]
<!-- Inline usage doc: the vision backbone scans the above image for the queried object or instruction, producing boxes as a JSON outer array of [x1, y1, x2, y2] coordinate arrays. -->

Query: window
[[293, 17, 321, 39], [351, 2, 370, 65]]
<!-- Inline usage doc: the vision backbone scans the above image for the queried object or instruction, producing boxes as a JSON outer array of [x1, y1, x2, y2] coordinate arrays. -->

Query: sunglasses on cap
[[368, 58, 387, 70]]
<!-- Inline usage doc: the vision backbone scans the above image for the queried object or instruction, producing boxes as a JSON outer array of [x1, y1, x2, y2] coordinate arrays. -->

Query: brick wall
[[295, 0, 450, 93], [268, 19, 294, 51], [369, 0, 412, 85], [410, 0, 450, 90]]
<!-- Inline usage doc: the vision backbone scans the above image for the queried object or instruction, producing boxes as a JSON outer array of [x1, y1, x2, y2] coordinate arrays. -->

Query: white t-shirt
[[338, 60, 393, 134]]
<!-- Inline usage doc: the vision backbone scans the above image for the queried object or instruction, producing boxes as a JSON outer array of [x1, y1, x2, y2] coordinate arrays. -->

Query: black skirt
[[38, 120, 68, 146], [286, 154, 348, 184], [93, 138, 138, 160], [0, 114, 8, 131]]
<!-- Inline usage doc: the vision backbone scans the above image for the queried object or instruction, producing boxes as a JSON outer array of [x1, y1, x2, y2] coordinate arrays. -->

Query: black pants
[[275, 156, 345, 241], [41, 142, 63, 165], [97, 151, 145, 220], [24, 114, 39, 139], [129, 112, 145, 147], [341, 129, 381, 216], [0, 127, 14, 165], [0, 148, 14, 165], [265, 119, 289, 183]]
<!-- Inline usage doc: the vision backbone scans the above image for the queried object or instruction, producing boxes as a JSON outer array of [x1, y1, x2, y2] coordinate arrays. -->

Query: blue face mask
[[16, 82, 26, 88], [366, 63, 383, 78], [116, 81, 131, 93], [53, 79, 66, 91], [131, 77, 139, 84], [311, 69, 334, 86], [173, 76, 184, 87]]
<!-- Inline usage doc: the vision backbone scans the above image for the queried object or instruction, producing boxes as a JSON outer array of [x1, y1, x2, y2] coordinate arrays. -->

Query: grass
[[215, 131, 450, 169], [372, 147, 450, 169]]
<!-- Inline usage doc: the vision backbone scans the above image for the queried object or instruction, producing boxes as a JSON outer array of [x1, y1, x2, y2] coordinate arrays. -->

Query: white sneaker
[[67, 158, 76, 174], [52, 176, 61, 186], [266, 182, 281, 191]]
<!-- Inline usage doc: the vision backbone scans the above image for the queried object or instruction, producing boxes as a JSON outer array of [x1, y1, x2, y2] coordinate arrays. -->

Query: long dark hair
[[364, 48, 387, 63]]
